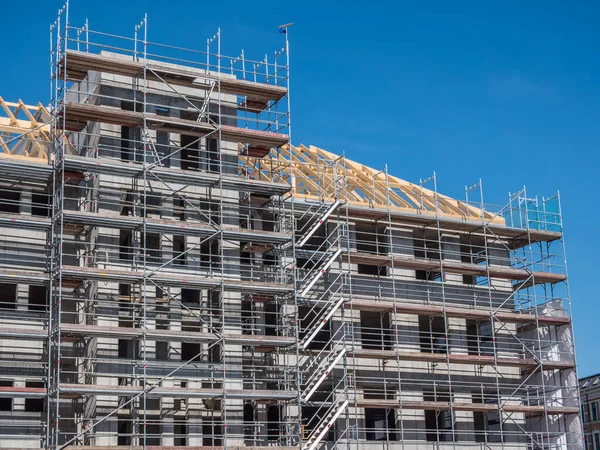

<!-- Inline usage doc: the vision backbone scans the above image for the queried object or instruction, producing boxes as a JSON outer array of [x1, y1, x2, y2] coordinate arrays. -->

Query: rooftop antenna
[[279, 22, 293, 33]]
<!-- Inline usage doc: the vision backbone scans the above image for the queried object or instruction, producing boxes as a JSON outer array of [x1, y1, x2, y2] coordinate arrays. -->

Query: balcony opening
[[120, 190, 134, 216], [120, 101, 141, 162], [155, 107, 170, 168], [119, 283, 131, 298], [209, 341, 221, 363], [472, 391, 502, 443], [181, 132, 201, 171], [181, 342, 201, 362], [181, 289, 200, 307], [173, 235, 186, 266], [24, 382, 44, 412], [142, 193, 162, 218], [356, 223, 388, 277], [419, 316, 448, 354], [200, 239, 220, 268], [360, 311, 392, 350], [173, 196, 185, 221], [28, 285, 47, 312], [414, 230, 441, 281], [117, 416, 132, 445], [207, 138, 220, 173], [32, 191, 51, 217], [242, 298, 254, 335], [365, 408, 396, 441], [143, 232, 161, 264], [0, 283, 17, 310], [244, 403, 255, 440], [202, 420, 223, 446], [0, 381, 12, 411], [358, 264, 388, 276], [118, 339, 136, 359], [460, 235, 486, 284], [423, 389, 453, 442], [146, 420, 161, 445], [467, 320, 494, 356], [267, 404, 281, 441], [264, 301, 280, 337], [119, 293, 133, 329], [119, 230, 133, 261], [156, 341, 169, 361], [0, 188, 20, 214], [174, 421, 187, 445], [364, 387, 397, 441]]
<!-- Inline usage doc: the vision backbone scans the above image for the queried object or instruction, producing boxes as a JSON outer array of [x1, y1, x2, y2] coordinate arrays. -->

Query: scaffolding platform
[[61, 49, 288, 109], [348, 349, 575, 371]]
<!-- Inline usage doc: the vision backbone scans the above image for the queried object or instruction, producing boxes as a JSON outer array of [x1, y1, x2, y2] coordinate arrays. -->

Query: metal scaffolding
[[0, 2, 583, 450]]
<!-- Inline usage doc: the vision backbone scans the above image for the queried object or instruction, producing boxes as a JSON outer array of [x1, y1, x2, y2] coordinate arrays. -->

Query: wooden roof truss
[[0, 97, 52, 160], [3, 98, 497, 223], [241, 143, 501, 223]]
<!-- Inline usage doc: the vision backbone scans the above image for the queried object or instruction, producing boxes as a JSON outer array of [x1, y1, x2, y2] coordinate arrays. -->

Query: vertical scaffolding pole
[[384, 165, 406, 450], [50, 3, 69, 447], [422, 172, 457, 449], [475, 179, 507, 448], [140, 14, 148, 449]]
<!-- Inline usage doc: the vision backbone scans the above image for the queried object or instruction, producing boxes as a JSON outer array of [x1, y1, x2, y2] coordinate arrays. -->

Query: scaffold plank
[[61, 50, 287, 107], [63, 154, 290, 194], [345, 251, 566, 285], [61, 102, 289, 149], [60, 210, 291, 244], [58, 265, 292, 294], [349, 348, 575, 371], [354, 398, 579, 415], [58, 323, 294, 347], [58, 383, 296, 400], [349, 298, 571, 326]]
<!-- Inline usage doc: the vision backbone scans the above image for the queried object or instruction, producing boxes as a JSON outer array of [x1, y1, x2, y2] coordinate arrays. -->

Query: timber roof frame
[[241, 143, 501, 224], [3, 98, 499, 224]]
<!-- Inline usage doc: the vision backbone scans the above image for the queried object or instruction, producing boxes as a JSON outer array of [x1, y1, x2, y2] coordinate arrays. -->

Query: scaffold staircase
[[298, 247, 342, 297], [296, 200, 341, 248], [293, 172, 351, 450], [301, 338, 346, 401], [299, 293, 347, 350], [303, 396, 349, 450]]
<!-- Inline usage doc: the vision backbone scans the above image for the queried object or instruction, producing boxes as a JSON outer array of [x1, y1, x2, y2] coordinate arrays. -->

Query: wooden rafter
[[0, 97, 52, 160], [1, 96, 499, 223], [239, 143, 504, 224]]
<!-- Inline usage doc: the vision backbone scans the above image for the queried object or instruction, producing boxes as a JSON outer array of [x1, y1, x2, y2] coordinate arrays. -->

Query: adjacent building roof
[[581, 374, 600, 391]]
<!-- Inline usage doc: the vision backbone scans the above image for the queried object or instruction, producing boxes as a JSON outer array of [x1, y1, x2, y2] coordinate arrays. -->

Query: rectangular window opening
[[419, 316, 448, 354], [173, 235, 186, 266], [360, 311, 393, 350], [0, 283, 17, 310], [32, 191, 50, 217], [424, 390, 453, 442], [119, 230, 133, 261], [24, 382, 44, 412], [0, 188, 21, 214], [0, 381, 13, 411], [28, 285, 47, 312]]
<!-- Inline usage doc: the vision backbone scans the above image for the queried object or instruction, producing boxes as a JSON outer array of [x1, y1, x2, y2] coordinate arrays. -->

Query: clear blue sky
[[1, 1, 599, 375]]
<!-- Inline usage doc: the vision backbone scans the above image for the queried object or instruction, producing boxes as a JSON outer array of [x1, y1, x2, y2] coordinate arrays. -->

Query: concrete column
[[21, 190, 32, 215]]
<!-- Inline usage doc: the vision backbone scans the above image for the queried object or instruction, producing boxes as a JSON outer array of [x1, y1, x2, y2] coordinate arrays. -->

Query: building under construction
[[0, 4, 582, 449]]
